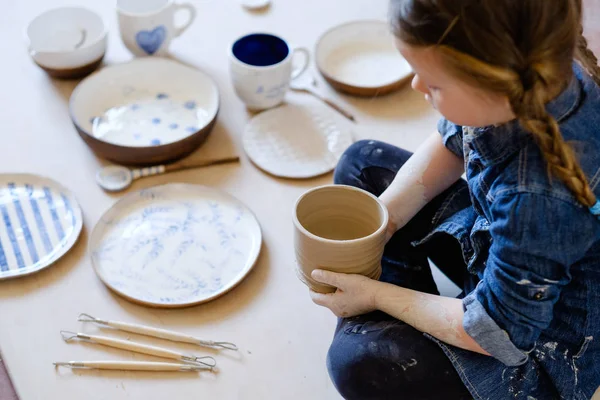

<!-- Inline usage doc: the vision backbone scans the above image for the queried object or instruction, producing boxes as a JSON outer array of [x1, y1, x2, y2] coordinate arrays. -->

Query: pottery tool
[[53, 361, 207, 372], [290, 77, 356, 122], [60, 331, 217, 369], [240, 0, 271, 11], [78, 314, 238, 351], [96, 156, 240, 192]]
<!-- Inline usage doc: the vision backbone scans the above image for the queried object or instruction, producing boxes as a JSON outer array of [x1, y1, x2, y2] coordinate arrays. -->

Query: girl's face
[[396, 40, 515, 127]]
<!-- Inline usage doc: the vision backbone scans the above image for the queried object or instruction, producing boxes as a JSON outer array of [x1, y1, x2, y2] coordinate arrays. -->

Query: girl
[[309, 1, 600, 399]]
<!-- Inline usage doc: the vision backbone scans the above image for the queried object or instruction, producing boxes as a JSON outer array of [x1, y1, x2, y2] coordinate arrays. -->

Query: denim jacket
[[423, 64, 600, 399]]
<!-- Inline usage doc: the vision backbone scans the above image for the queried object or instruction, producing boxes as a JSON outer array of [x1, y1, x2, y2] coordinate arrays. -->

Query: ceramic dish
[[0, 174, 83, 280], [89, 184, 262, 308], [242, 103, 354, 179], [315, 20, 413, 96], [26, 7, 107, 79], [70, 58, 220, 165]]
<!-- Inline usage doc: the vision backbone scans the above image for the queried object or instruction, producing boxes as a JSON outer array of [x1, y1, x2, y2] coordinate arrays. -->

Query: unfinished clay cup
[[293, 184, 388, 293]]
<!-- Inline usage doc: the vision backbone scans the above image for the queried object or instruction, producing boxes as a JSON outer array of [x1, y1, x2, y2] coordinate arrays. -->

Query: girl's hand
[[309, 270, 381, 318]]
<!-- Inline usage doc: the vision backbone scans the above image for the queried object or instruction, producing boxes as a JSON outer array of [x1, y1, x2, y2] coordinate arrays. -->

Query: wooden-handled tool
[[53, 361, 206, 372], [60, 331, 217, 368], [78, 313, 238, 351]]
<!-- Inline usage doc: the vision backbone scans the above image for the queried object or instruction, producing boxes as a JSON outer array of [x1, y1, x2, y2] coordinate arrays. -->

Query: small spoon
[[96, 156, 240, 192]]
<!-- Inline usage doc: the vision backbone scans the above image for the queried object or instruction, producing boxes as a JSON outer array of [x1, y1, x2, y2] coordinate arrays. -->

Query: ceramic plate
[[242, 104, 354, 179], [69, 58, 220, 165], [316, 20, 413, 96], [0, 174, 83, 280], [89, 184, 262, 308]]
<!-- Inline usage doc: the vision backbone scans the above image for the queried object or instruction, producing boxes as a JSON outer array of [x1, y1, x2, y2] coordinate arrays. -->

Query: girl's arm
[[311, 270, 490, 356], [379, 132, 464, 236], [375, 282, 490, 355]]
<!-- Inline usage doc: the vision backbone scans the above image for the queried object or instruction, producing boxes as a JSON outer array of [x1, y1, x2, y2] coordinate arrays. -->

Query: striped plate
[[0, 174, 83, 280]]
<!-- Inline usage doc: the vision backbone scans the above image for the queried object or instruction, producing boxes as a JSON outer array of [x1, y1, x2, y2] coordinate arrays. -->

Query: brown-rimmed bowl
[[69, 57, 220, 166], [315, 20, 413, 97]]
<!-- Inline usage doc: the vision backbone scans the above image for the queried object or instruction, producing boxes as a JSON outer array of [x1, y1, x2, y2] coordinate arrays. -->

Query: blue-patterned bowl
[[70, 58, 220, 165]]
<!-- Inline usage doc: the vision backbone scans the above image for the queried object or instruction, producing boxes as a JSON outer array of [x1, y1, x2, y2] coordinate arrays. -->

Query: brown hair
[[391, 0, 600, 207]]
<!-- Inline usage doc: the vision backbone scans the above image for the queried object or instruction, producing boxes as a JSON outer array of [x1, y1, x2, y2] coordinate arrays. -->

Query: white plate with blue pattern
[[0, 174, 83, 280], [89, 184, 262, 308]]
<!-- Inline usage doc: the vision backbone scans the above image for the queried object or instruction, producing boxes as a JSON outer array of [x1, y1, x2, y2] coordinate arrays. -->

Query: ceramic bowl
[[69, 58, 220, 166], [293, 185, 388, 293], [315, 20, 413, 97], [26, 7, 107, 79]]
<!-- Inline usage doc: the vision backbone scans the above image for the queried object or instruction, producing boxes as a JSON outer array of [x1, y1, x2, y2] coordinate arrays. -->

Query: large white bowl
[[26, 7, 107, 78], [70, 57, 220, 165]]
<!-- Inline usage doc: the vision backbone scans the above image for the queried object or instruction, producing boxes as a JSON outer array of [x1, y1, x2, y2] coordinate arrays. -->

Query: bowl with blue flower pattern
[[69, 58, 220, 165]]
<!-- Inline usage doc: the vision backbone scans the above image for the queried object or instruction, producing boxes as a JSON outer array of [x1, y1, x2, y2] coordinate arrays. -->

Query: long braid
[[510, 67, 597, 207]]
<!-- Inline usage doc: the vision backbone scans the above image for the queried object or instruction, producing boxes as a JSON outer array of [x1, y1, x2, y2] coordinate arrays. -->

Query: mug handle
[[173, 3, 197, 37], [291, 47, 310, 79]]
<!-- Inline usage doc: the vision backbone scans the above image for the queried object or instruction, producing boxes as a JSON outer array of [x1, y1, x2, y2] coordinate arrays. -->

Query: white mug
[[230, 33, 310, 111], [117, 0, 196, 57]]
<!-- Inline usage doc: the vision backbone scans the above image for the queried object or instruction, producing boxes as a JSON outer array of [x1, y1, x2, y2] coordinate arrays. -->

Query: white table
[[0, 1, 438, 399]]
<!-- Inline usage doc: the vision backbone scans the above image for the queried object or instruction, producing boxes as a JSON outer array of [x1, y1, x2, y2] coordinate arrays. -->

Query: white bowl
[[26, 7, 107, 78], [316, 20, 413, 96], [69, 57, 220, 165]]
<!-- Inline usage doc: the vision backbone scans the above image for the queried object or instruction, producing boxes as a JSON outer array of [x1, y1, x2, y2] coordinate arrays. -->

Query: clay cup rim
[[293, 184, 389, 245]]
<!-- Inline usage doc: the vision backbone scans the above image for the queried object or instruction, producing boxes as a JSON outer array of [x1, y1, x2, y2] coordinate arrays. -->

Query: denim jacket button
[[533, 292, 544, 300]]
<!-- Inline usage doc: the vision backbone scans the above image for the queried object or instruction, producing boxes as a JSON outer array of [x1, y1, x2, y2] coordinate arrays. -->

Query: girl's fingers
[[309, 290, 333, 307], [311, 269, 342, 288]]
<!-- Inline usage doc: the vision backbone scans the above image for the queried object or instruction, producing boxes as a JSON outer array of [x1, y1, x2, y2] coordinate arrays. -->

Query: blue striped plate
[[0, 174, 83, 280]]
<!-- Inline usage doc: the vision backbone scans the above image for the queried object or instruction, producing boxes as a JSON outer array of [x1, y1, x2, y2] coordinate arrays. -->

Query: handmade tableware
[[96, 156, 240, 192], [293, 185, 388, 293], [89, 184, 262, 308], [0, 174, 83, 280], [117, 0, 196, 57], [242, 103, 354, 179], [26, 7, 107, 78], [230, 33, 310, 110], [315, 20, 413, 96], [70, 57, 219, 166]]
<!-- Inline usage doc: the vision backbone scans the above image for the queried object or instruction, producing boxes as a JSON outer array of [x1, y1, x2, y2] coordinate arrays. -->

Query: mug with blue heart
[[117, 0, 196, 57], [230, 33, 310, 111]]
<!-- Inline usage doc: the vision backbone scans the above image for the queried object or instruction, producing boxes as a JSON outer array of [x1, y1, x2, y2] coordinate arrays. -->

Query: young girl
[[309, 0, 600, 399]]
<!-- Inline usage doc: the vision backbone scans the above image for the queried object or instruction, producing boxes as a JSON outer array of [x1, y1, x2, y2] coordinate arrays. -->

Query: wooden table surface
[[0, 1, 438, 399]]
